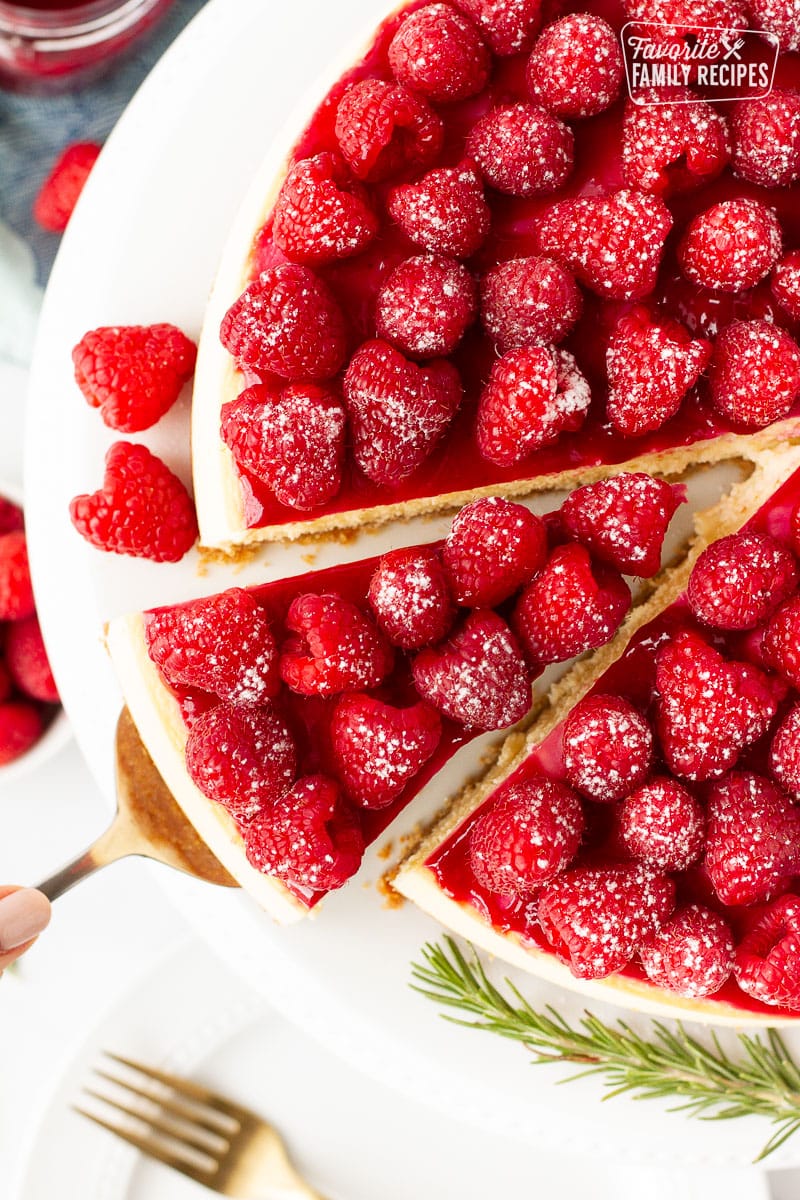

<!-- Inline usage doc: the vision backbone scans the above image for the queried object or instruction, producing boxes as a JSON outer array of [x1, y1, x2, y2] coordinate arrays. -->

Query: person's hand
[[0, 887, 51, 974]]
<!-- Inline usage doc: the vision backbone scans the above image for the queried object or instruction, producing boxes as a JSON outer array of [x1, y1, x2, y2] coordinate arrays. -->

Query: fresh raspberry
[[687, 531, 798, 631], [619, 777, 705, 871], [705, 772, 800, 906], [443, 497, 548, 608], [220, 383, 346, 511], [5, 616, 59, 704], [0, 498, 23, 535], [538, 190, 672, 300], [72, 324, 197, 433], [621, 0, 748, 37], [0, 702, 43, 766], [679, 199, 783, 293], [763, 596, 800, 689], [748, 0, 800, 52], [387, 160, 490, 259], [526, 14, 623, 119], [280, 593, 393, 697], [343, 339, 462, 485], [451, 0, 541, 55], [69, 442, 197, 563], [771, 250, 800, 321], [32, 141, 100, 233], [562, 694, 653, 803], [244, 774, 365, 891], [770, 704, 800, 799], [144, 589, 279, 706], [412, 610, 533, 731], [220, 264, 347, 381], [537, 863, 675, 980], [480, 256, 581, 353], [367, 547, 455, 650], [469, 778, 584, 895], [731, 91, 800, 189], [272, 152, 379, 265], [734, 895, 800, 1010], [513, 544, 630, 665], [330, 693, 442, 809], [0, 531, 35, 621], [388, 3, 490, 103], [560, 473, 684, 578], [184, 702, 297, 822], [709, 319, 800, 428], [621, 94, 730, 194], [476, 347, 591, 468], [467, 103, 574, 197], [605, 308, 712, 438], [655, 631, 781, 782], [334, 79, 444, 183], [640, 906, 734, 999], [375, 254, 478, 358]]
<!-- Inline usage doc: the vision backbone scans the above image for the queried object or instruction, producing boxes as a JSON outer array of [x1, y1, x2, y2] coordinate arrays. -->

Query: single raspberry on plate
[[562, 693, 653, 803], [560, 472, 684, 578], [330, 693, 442, 809], [388, 3, 490, 103], [272, 152, 379, 265], [451, 0, 540, 54], [709, 319, 800, 429], [526, 14, 623, 119], [748, 0, 800, 52], [476, 346, 591, 467], [375, 254, 478, 358], [388, 160, 490, 259], [5, 616, 59, 704], [367, 547, 455, 650], [621, 94, 730, 194], [770, 704, 800, 799], [687, 531, 798, 631], [513, 543, 630, 665], [771, 250, 800, 322], [220, 382, 346, 511], [0, 497, 23, 536], [469, 777, 584, 895], [144, 589, 280, 707], [763, 596, 800, 690], [0, 531, 35, 621], [480, 256, 582, 352], [467, 103, 574, 197], [731, 91, 800, 189], [221, 264, 347, 381], [69, 442, 197, 563], [280, 593, 394, 697], [412, 610, 533, 730], [72, 324, 197, 433], [734, 895, 800, 1010], [185, 701, 297, 822], [619, 777, 705, 871], [640, 905, 734, 999], [655, 631, 781, 782], [244, 774, 365, 891], [538, 190, 672, 300], [0, 702, 43, 766], [537, 863, 675, 980], [334, 78, 444, 183], [443, 497, 548, 608], [606, 308, 712, 438], [343, 339, 462, 485], [705, 772, 800, 906], [678, 198, 782, 293], [33, 141, 101, 233]]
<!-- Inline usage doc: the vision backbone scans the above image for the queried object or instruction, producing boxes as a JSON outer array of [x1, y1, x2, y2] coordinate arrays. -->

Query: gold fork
[[75, 1052, 326, 1198]]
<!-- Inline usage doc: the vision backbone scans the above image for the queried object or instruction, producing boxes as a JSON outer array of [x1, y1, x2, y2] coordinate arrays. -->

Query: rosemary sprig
[[411, 936, 800, 1161]]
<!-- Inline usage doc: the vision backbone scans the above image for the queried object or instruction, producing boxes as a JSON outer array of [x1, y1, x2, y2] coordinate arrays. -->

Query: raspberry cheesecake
[[395, 445, 800, 1023], [193, 0, 800, 550]]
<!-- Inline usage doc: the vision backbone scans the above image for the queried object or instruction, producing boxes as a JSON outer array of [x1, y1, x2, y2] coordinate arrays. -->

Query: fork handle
[[35, 818, 129, 901]]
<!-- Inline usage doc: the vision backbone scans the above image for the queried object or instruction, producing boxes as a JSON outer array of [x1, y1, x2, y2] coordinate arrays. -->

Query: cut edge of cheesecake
[[393, 442, 800, 1028]]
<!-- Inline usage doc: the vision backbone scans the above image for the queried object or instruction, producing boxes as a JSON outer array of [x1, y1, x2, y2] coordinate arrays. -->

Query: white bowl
[[0, 479, 71, 784]]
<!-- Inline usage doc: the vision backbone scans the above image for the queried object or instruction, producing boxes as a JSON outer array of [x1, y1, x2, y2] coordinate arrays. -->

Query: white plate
[[23, 0, 800, 1169]]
